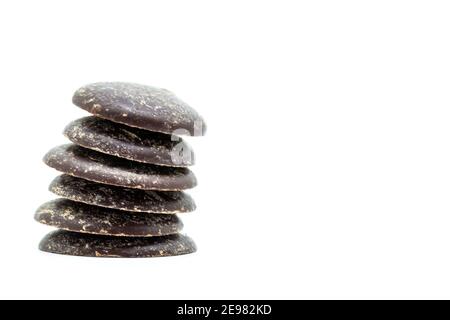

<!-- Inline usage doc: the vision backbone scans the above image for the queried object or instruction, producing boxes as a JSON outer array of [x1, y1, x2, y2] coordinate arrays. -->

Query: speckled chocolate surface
[[64, 116, 195, 167], [35, 199, 183, 237], [36, 82, 205, 258], [39, 230, 196, 258], [72, 82, 206, 136], [44, 144, 197, 190], [49, 175, 196, 214]]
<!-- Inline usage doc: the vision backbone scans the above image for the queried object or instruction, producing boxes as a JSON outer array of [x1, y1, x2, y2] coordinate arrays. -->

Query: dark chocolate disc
[[44, 144, 197, 191], [72, 82, 206, 136], [49, 175, 196, 214], [35, 199, 183, 237], [39, 230, 197, 258], [64, 116, 195, 167]]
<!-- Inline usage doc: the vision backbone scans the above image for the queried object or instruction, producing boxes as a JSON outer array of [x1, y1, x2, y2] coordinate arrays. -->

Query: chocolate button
[[64, 116, 194, 166], [35, 199, 183, 237], [72, 82, 206, 136], [39, 230, 197, 258], [44, 144, 197, 190], [49, 175, 196, 214]]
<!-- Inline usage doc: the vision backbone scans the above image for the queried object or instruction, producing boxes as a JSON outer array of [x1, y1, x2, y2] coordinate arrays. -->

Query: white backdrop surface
[[0, 0, 449, 299]]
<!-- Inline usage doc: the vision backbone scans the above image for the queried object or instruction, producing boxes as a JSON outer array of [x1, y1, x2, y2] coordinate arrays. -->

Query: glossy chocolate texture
[[49, 175, 196, 214], [64, 116, 195, 167], [44, 144, 197, 191], [39, 230, 197, 258], [73, 82, 206, 136], [35, 199, 183, 237]]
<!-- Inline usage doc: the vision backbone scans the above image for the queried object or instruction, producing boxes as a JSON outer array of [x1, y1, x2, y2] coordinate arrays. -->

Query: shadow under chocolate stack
[[35, 82, 206, 258]]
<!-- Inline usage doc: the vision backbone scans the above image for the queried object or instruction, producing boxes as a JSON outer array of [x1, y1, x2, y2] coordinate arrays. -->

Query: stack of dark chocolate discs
[[35, 82, 206, 258]]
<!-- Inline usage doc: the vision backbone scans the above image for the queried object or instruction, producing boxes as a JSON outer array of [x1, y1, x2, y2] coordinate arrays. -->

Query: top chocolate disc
[[72, 82, 206, 136]]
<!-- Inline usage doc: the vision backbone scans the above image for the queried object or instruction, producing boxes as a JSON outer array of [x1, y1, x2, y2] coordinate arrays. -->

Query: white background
[[0, 0, 450, 299]]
